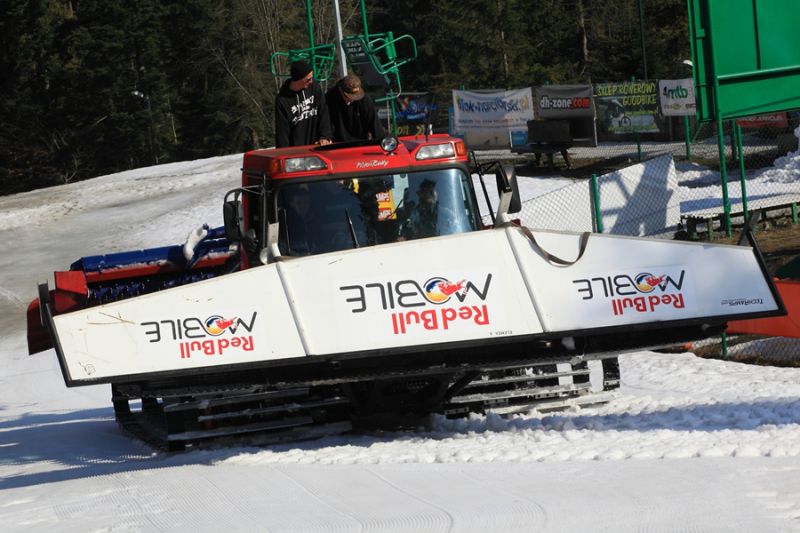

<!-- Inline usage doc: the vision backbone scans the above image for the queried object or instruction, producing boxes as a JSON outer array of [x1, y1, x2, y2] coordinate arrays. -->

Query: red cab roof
[[242, 134, 467, 183]]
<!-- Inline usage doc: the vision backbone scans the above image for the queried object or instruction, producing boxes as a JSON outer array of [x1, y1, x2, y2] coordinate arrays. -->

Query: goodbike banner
[[452, 88, 534, 133], [595, 81, 659, 134], [658, 79, 696, 117]]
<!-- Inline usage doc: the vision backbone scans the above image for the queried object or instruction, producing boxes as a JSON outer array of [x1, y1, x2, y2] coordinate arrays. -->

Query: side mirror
[[504, 164, 522, 214], [223, 200, 244, 242], [494, 164, 521, 223]]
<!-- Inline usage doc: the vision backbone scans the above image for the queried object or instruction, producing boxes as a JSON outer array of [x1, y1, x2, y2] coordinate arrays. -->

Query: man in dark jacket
[[325, 74, 386, 142], [275, 60, 332, 148]]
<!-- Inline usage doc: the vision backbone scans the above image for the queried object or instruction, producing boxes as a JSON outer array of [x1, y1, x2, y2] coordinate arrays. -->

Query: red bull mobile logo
[[141, 312, 257, 359], [573, 270, 687, 317], [340, 274, 492, 335]]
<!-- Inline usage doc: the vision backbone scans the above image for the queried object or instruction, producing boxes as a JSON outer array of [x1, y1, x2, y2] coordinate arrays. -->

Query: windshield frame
[[271, 162, 480, 257]]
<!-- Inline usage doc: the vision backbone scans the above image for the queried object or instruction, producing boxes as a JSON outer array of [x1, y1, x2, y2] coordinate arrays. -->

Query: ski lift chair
[[340, 32, 417, 135], [269, 44, 337, 83], [341, 32, 416, 98]]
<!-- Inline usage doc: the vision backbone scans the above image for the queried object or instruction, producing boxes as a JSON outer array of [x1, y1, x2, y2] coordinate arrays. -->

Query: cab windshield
[[276, 168, 479, 256]]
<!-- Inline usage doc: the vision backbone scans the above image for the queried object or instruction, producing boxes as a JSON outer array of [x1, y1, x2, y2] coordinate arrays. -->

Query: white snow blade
[[44, 226, 782, 386]]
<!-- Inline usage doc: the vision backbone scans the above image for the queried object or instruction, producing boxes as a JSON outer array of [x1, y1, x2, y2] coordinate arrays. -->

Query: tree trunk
[[577, 0, 589, 78]]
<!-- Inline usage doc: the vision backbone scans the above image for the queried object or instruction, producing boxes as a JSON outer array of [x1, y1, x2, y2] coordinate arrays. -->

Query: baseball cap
[[340, 74, 365, 101]]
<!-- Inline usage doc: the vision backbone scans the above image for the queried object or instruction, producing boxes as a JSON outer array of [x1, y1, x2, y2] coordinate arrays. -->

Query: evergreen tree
[[0, 0, 693, 195], [0, 0, 68, 192]]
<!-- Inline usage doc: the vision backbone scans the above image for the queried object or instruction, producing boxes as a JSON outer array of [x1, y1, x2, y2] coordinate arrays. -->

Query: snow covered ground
[[2, 145, 800, 532], [677, 131, 800, 217]]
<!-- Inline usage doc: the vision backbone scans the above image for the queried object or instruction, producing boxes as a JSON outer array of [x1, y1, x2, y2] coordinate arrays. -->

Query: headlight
[[416, 143, 455, 160], [380, 136, 399, 153], [285, 156, 327, 173]]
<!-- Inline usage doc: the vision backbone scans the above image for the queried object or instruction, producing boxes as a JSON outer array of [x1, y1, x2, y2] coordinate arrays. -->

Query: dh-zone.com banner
[[536, 84, 595, 119], [452, 88, 534, 132]]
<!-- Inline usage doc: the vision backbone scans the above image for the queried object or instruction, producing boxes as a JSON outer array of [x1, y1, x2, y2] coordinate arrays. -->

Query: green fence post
[[630, 76, 642, 162], [716, 117, 732, 236], [735, 123, 748, 224], [701, 0, 732, 237], [721, 332, 728, 359], [637, 133, 642, 161], [792, 202, 798, 224], [591, 173, 603, 233], [684, 116, 692, 161]]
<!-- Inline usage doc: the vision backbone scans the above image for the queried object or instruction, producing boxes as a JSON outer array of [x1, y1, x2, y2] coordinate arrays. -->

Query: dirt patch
[[711, 217, 800, 276], [692, 335, 800, 368]]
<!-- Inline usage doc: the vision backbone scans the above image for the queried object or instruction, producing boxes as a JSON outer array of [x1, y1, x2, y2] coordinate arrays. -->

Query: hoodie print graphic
[[291, 93, 318, 125]]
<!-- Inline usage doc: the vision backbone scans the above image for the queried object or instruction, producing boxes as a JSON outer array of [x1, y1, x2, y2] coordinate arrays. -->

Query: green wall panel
[[688, 0, 800, 121]]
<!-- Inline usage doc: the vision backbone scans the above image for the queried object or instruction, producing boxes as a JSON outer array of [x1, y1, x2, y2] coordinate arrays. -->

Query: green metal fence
[[464, 114, 800, 241]]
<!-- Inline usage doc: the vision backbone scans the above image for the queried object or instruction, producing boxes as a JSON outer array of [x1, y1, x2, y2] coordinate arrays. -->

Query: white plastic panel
[[278, 230, 544, 354], [54, 266, 305, 382], [505, 227, 778, 331]]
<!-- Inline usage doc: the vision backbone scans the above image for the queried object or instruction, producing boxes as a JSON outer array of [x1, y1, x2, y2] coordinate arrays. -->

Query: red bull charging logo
[[204, 315, 237, 336], [423, 278, 467, 304], [633, 273, 665, 293]]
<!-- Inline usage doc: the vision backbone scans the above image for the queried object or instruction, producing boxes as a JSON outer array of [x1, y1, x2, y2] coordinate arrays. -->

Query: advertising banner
[[736, 112, 789, 129], [594, 81, 660, 134], [658, 79, 696, 117], [395, 92, 438, 136], [452, 88, 534, 133], [535, 85, 595, 119]]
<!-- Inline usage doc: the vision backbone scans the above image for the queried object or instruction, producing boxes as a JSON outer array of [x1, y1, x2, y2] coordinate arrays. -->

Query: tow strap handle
[[501, 222, 591, 266]]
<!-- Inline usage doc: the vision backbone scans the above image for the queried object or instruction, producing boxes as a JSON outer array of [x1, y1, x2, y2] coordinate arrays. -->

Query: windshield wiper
[[278, 208, 293, 256], [344, 208, 360, 249]]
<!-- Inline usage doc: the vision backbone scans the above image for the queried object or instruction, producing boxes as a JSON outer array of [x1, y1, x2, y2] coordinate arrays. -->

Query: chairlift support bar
[[269, 0, 336, 83]]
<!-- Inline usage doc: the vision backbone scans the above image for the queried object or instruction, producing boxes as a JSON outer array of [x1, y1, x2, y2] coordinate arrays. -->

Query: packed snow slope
[[1, 151, 800, 532]]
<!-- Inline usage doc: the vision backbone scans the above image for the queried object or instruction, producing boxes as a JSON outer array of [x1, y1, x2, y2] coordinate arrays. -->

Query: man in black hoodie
[[275, 60, 332, 148], [325, 74, 385, 142]]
